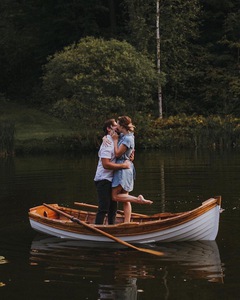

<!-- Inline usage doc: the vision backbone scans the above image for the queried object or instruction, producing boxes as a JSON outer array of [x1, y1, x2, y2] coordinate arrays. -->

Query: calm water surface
[[0, 150, 239, 300]]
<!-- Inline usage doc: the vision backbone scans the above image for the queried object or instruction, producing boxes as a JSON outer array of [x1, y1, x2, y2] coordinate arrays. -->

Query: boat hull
[[29, 197, 222, 244]]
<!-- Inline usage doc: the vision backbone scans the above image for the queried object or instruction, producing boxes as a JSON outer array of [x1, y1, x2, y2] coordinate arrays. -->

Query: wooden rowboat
[[28, 196, 222, 244]]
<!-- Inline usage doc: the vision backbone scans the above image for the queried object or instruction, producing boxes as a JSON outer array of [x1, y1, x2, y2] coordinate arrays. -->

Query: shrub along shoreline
[[1, 102, 240, 156], [137, 115, 240, 150]]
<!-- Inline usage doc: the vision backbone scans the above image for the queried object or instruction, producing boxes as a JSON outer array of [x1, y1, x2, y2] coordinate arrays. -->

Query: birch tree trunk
[[156, 0, 163, 118]]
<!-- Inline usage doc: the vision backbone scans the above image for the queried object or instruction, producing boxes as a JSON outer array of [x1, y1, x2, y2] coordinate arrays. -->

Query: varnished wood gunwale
[[28, 197, 221, 238]]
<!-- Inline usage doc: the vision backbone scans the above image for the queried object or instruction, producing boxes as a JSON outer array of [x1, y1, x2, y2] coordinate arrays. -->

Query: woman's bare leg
[[123, 201, 132, 223], [112, 186, 153, 204], [112, 185, 152, 223]]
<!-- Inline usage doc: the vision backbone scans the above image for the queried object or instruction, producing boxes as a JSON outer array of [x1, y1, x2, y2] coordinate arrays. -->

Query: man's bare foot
[[137, 195, 153, 204]]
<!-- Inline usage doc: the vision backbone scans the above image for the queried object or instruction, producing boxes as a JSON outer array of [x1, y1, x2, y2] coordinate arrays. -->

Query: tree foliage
[[195, 0, 240, 115], [0, 0, 239, 117], [0, 0, 112, 98], [42, 37, 158, 123]]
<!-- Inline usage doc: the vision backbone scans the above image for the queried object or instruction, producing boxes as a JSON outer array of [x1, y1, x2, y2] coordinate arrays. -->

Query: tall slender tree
[[156, 0, 163, 118], [123, 0, 201, 115]]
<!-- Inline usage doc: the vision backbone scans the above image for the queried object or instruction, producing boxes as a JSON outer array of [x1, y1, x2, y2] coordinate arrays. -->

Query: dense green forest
[[0, 0, 240, 155]]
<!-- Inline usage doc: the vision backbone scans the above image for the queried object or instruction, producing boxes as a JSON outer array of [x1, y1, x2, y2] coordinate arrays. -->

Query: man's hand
[[129, 150, 135, 162], [122, 160, 131, 169], [102, 158, 130, 170]]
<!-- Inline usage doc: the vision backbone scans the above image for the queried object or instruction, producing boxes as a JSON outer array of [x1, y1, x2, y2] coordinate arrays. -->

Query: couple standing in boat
[[94, 116, 152, 225]]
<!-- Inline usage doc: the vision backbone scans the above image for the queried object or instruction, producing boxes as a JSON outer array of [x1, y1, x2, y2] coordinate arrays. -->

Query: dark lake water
[[0, 150, 239, 299]]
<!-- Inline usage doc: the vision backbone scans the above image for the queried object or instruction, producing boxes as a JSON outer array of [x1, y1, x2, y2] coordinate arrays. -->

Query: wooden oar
[[43, 203, 164, 257], [74, 202, 148, 217]]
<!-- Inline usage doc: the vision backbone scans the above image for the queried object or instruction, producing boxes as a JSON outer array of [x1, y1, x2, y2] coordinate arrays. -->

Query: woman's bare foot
[[137, 195, 153, 204]]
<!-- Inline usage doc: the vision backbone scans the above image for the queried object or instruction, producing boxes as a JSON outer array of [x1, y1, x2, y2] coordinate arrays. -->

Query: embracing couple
[[94, 116, 152, 225]]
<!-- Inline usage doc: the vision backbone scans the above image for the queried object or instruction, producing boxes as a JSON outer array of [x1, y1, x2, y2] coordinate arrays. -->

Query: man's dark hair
[[103, 119, 115, 135]]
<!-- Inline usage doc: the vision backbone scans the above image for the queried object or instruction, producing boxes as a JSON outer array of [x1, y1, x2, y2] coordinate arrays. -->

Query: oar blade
[[138, 247, 164, 256]]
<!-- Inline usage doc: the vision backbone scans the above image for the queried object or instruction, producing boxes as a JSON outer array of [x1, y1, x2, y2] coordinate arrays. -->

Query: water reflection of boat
[[30, 235, 224, 290], [153, 241, 224, 283]]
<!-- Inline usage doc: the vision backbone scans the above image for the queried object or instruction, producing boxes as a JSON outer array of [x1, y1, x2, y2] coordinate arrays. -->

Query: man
[[94, 119, 131, 224]]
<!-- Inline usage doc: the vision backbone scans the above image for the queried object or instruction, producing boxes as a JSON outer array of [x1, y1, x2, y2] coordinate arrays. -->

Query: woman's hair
[[117, 116, 135, 132], [103, 119, 116, 135]]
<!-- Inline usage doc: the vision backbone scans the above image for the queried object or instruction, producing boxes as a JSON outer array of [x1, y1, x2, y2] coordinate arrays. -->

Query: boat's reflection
[[30, 235, 224, 299], [154, 240, 224, 283]]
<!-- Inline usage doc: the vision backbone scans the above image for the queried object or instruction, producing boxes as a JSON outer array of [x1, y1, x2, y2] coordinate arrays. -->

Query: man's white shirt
[[94, 135, 115, 182]]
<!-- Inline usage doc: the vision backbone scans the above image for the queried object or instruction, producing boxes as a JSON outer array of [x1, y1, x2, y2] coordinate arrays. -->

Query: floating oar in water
[[74, 202, 148, 217], [43, 203, 164, 257]]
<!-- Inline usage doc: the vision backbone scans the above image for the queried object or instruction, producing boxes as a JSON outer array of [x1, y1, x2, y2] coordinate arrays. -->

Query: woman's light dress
[[112, 132, 135, 192]]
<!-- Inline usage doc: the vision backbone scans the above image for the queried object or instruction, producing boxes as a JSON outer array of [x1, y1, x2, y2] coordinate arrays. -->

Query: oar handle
[[74, 202, 148, 217]]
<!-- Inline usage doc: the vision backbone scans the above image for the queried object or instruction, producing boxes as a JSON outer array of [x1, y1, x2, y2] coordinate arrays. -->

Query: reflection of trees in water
[[135, 156, 166, 213], [98, 277, 138, 300], [162, 266, 169, 300], [160, 162, 166, 212], [0, 157, 16, 198]]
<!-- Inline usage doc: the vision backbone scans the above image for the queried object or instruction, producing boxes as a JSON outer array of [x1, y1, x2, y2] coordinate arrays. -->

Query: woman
[[111, 116, 152, 222]]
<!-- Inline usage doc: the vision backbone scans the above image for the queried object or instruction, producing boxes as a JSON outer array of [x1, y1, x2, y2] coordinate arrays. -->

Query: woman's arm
[[114, 141, 127, 158], [111, 132, 127, 158]]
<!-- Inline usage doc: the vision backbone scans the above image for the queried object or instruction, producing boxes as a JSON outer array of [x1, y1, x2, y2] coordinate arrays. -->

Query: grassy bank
[[1, 101, 240, 155], [0, 101, 82, 154]]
